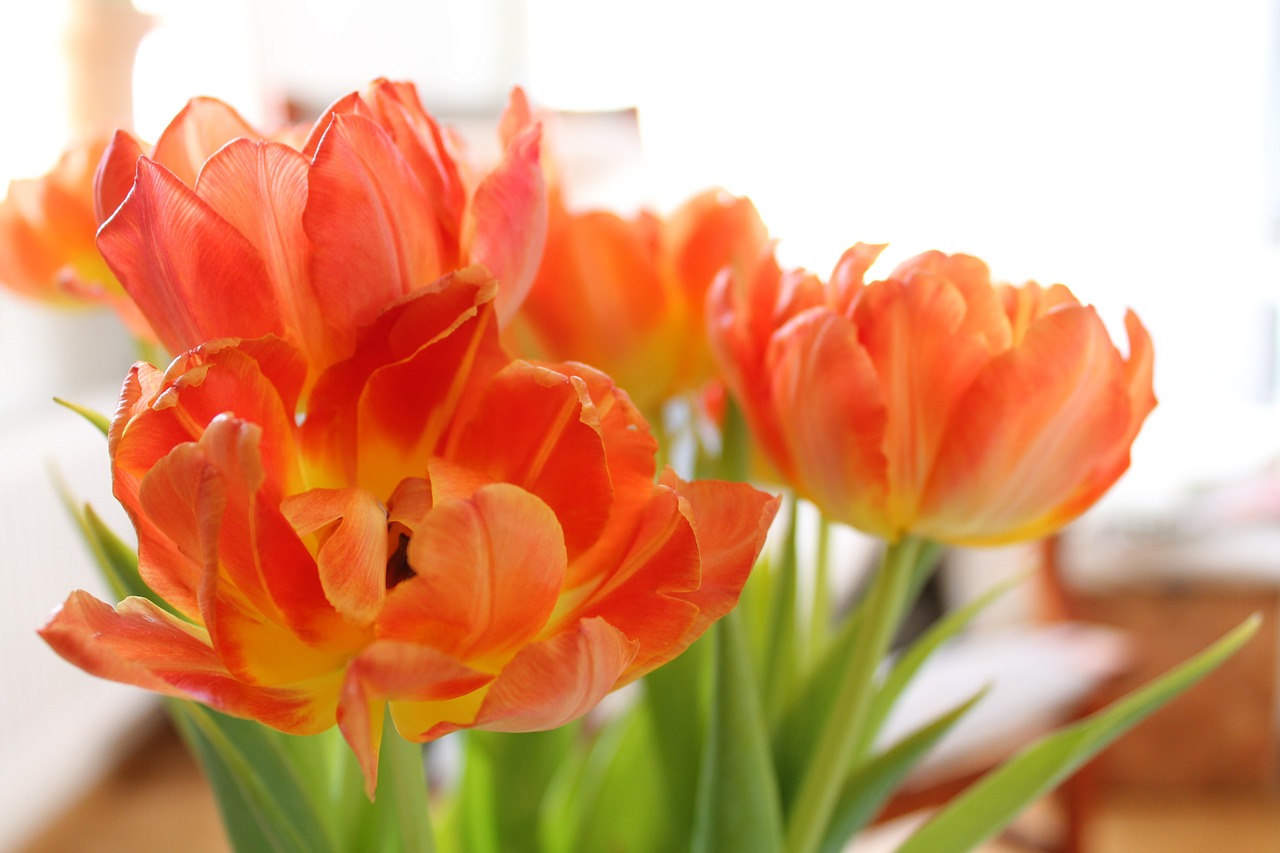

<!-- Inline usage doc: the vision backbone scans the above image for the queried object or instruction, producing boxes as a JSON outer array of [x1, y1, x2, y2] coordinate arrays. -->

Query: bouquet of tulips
[[3, 79, 1254, 853]]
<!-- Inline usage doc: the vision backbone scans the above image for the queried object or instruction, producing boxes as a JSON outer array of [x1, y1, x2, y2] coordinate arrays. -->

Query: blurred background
[[3, 1, 1280, 850]]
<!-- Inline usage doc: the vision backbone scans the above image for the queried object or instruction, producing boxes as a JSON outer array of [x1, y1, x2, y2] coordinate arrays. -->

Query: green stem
[[765, 497, 800, 726], [377, 713, 436, 853], [783, 537, 931, 853], [720, 397, 750, 483], [808, 516, 832, 663]]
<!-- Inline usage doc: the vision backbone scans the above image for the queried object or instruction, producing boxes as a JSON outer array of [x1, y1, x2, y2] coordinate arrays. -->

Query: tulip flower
[[708, 243, 1154, 545], [513, 188, 768, 414], [0, 134, 150, 336], [41, 266, 779, 792], [95, 80, 547, 381]]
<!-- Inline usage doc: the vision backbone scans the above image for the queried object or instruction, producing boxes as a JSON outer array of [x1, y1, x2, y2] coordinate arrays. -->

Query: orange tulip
[[513, 188, 768, 414], [95, 80, 547, 379], [0, 134, 150, 335], [41, 267, 779, 792], [708, 243, 1154, 545]]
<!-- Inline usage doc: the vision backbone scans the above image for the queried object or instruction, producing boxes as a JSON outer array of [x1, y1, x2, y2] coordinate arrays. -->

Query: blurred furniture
[[1049, 528, 1280, 790]]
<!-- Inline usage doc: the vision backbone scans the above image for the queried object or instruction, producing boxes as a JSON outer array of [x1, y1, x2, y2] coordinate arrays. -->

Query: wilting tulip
[[513, 188, 768, 414], [708, 244, 1154, 545], [42, 267, 778, 792], [0, 134, 149, 335], [95, 79, 547, 380]]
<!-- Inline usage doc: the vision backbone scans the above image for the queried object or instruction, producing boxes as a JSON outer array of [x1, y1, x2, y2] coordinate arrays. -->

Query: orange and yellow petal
[[41, 592, 339, 735], [919, 304, 1134, 544], [337, 640, 491, 796], [385, 484, 566, 662]]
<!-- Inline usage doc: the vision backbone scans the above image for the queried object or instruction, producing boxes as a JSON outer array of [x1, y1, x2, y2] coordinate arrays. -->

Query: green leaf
[[51, 467, 180, 617], [644, 632, 712, 847], [896, 615, 1261, 853], [818, 690, 987, 853], [170, 704, 293, 853], [53, 396, 110, 436], [168, 701, 339, 853], [457, 732, 502, 853], [783, 539, 930, 853], [691, 610, 785, 853], [374, 714, 436, 853], [538, 708, 668, 853], [764, 499, 801, 726], [458, 727, 579, 853], [774, 540, 941, 805], [859, 572, 1025, 756]]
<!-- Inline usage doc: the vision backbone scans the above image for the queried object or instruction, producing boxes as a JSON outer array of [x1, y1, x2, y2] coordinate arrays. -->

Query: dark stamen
[[386, 533, 415, 588]]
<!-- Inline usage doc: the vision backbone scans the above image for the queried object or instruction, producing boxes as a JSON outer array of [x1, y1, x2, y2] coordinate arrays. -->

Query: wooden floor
[[14, 721, 1280, 853]]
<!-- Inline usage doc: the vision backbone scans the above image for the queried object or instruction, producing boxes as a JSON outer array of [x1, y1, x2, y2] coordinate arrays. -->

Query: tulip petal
[[384, 483, 567, 663], [449, 362, 613, 557], [567, 487, 703, 675], [305, 113, 444, 364], [498, 87, 535, 150], [195, 140, 322, 359], [138, 419, 356, 685], [662, 473, 781, 652], [98, 158, 282, 356], [473, 617, 637, 732], [921, 305, 1132, 543], [708, 247, 827, 467], [337, 640, 491, 796], [827, 242, 885, 316], [112, 342, 304, 504], [1048, 309, 1157, 523], [40, 591, 338, 735], [852, 267, 1007, 532], [133, 440, 220, 620], [362, 80, 467, 255], [151, 96, 261, 188], [94, 129, 147, 224], [463, 124, 547, 324], [302, 268, 505, 493], [767, 309, 890, 535], [665, 189, 768, 309], [522, 206, 663, 362], [281, 487, 389, 627]]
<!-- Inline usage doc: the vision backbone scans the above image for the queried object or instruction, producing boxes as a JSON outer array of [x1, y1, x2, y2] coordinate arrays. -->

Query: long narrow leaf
[[169, 702, 295, 853], [460, 727, 578, 853], [859, 573, 1025, 756], [896, 615, 1260, 853], [644, 633, 712, 846], [764, 499, 801, 726], [539, 708, 667, 853], [374, 714, 436, 853], [774, 542, 941, 804], [170, 701, 340, 853], [53, 396, 111, 436], [691, 610, 784, 853], [818, 690, 987, 853]]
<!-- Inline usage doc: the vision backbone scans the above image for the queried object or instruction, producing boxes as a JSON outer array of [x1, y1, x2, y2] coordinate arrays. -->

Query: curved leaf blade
[[896, 615, 1260, 853]]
